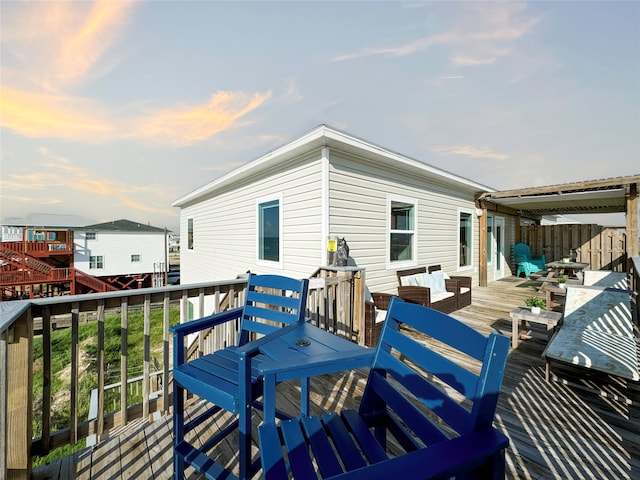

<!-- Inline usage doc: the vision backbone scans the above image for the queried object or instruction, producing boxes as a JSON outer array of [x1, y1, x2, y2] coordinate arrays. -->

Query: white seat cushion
[[431, 291, 455, 303]]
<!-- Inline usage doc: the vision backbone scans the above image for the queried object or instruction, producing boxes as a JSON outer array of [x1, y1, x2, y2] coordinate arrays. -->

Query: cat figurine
[[336, 237, 349, 266]]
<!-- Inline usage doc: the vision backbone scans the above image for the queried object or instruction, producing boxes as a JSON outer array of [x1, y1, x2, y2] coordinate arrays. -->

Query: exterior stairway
[[0, 247, 117, 294], [0, 247, 53, 275]]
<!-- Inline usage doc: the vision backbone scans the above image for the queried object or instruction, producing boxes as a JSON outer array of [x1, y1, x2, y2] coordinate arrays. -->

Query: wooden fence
[[520, 224, 627, 271]]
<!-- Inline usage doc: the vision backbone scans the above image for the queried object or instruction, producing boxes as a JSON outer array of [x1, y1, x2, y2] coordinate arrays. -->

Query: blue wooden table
[[252, 321, 374, 424]]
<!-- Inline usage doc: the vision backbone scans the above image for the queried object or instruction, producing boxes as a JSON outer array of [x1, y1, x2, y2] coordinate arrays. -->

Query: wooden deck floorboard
[[33, 277, 640, 480]]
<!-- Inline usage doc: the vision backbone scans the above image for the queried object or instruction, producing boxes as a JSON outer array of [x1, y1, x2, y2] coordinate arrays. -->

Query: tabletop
[[256, 321, 374, 423], [540, 261, 590, 289], [545, 261, 589, 270]]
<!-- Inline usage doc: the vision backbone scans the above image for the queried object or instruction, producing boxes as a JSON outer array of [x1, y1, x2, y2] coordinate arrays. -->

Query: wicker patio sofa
[[428, 264, 472, 309], [363, 291, 394, 347], [396, 267, 458, 314]]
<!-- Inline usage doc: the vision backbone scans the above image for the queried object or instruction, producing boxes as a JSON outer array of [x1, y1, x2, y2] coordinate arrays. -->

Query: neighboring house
[[75, 219, 168, 288], [1, 217, 170, 299], [172, 125, 516, 299]]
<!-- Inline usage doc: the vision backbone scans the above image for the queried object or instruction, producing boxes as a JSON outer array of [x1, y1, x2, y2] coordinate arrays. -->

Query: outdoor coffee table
[[510, 307, 562, 348]]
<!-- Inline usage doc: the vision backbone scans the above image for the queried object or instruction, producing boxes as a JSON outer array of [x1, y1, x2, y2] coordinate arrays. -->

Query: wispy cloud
[[1, 1, 134, 91], [332, 3, 539, 66], [1, 149, 177, 217], [450, 55, 499, 66], [130, 91, 272, 147], [0, 87, 113, 140], [430, 145, 509, 161], [0, 2, 270, 146]]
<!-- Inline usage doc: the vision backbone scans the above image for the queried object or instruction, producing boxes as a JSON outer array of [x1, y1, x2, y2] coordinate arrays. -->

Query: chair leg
[[173, 383, 185, 480], [301, 377, 310, 417], [239, 354, 251, 480]]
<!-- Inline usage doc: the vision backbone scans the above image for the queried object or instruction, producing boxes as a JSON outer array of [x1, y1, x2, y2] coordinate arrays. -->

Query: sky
[[1, 1, 639, 233]]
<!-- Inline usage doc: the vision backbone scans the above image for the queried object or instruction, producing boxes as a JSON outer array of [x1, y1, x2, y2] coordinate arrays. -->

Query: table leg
[[512, 315, 519, 348], [539, 269, 555, 291], [545, 359, 551, 382], [301, 377, 310, 417]]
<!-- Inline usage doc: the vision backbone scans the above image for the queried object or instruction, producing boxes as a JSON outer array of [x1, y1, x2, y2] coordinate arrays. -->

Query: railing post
[[4, 308, 33, 480], [353, 269, 366, 346]]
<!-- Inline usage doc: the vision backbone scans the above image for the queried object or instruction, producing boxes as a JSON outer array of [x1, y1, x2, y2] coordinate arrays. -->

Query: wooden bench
[[259, 297, 511, 479], [583, 270, 630, 290], [543, 286, 639, 382]]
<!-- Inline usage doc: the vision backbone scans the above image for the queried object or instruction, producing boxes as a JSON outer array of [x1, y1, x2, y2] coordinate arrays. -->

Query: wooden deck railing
[[0, 267, 366, 480]]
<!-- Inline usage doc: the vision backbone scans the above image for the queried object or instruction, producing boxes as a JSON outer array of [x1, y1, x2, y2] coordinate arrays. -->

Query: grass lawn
[[32, 306, 180, 467]]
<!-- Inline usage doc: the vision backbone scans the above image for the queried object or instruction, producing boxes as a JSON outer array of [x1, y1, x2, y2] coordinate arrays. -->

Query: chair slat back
[[514, 242, 532, 261], [361, 298, 510, 442], [238, 274, 309, 345]]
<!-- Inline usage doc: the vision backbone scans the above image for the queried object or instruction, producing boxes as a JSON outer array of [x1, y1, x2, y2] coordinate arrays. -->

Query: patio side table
[[510, 307, 562, 348]]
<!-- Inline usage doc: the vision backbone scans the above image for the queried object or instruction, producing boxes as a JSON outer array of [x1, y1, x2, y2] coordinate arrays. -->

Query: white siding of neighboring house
[[74, 231, 166, 276], [179, 151, 325, 287], [0, 226, 23, 242], [327, 151, 481, 294]]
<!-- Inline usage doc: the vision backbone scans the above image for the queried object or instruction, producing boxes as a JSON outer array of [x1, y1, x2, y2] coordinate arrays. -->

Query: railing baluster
[[120, 297, 128, 426], [163, 292, 170, 415], [70, 302, 79, 444], [198, 287, 205, 357], [96, 300, 105, 440], [143, 294, 150, 420], [42, 306, 51, 453]]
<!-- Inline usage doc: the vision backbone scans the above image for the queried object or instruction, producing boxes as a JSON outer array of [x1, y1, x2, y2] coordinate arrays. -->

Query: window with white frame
[[89, 255, 104, 269], [459, 209, 473, 268], [257, 194, 282, 266], [131, 254, 141, 262], [388, 196, 417, 265], [187, 218, 194, 250], [86, 232, 96, 240]]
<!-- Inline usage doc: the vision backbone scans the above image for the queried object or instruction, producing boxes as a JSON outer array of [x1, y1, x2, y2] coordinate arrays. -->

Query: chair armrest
[[331, 427, 508, 480], [398, 286, 431, 306], [449, 276, 472, 288], [371, 292, 394, 310], [234, 322, 301, 358], [444, 279, 459, 293], [169, 307, 244, 336]]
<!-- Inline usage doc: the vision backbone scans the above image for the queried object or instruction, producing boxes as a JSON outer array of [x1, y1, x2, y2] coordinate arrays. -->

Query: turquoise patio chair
[[258, 297, 511, 479], [514, 242, 546, 278]]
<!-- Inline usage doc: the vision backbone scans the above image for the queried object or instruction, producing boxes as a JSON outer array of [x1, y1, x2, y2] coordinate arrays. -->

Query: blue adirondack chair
[[259, 297, 511, 479], [514, 242, 546, 278], [170, 273, 309, 480]]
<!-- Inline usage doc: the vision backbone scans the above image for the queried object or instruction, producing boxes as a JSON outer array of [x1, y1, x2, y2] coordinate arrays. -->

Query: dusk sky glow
[[1, 1, 638, 231]]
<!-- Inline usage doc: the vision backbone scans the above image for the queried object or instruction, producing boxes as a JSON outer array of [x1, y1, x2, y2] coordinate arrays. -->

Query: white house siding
[[327, 151, 481, 295], [180, 152, 325, 288], [74, 232, 166, 276]]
